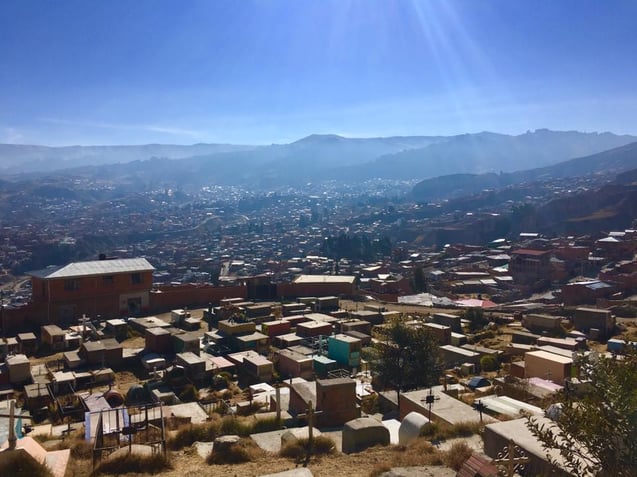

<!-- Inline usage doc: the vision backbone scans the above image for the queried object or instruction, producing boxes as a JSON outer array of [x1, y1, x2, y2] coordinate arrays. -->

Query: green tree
[[463, 307, 487, 332], [371, 317, 443, 402], [527, 351, 637, 476], [412, 266, 427, 293]]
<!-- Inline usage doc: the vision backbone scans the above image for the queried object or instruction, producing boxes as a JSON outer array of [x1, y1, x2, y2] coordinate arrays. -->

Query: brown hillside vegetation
[[65, 435, 463, 477]]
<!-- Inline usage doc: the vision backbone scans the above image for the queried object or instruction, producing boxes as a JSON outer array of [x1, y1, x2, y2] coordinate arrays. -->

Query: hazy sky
[[1, 0, 636, 146]]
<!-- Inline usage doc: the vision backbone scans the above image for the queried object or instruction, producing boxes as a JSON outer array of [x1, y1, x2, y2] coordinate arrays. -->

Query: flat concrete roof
[[485, 417, 574, 472], [525, 350, 573, 364], [401, 385, 494, 426]]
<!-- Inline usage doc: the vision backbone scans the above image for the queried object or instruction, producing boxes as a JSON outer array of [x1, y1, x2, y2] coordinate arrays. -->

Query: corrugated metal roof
[[28, 258, 154, 279]]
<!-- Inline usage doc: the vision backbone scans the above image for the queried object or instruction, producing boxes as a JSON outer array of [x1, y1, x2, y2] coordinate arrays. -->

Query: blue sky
[[1, 0, 636, 145]]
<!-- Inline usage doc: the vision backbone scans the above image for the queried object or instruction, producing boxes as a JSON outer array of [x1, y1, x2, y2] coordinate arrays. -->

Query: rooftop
[[28, 258, 155, 279], [293, 274, 356, 284]]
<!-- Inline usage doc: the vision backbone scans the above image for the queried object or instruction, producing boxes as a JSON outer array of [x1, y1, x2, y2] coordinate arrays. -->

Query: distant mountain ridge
[[2, 130, 636, 188], [0, 143, 256, 173], [412, 140, 637, 200]]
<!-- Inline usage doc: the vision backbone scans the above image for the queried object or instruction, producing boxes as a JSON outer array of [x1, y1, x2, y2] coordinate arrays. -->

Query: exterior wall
[[524, 352, 571, 384], [145, 328, 172, 354], [243, 356, 273, 382], [296, 321, 333, 338], [423, 323, 451, 345], [561, 282, 617, 306], [316, 378, 360, 427], [509, 251, 551, 285], [573, 307, 614, 338], [432, 313, 461, 333], [328, 335, 362, 368], [150, 284, 247, 311], [522, 314, 563, 333], [30, 270, 153, 323], [218, 320, 255, 336], [276, 350, 314, 380], [277, 281, 355, 298], [261, 320, 291, 337], [439, 345, 480, 369]]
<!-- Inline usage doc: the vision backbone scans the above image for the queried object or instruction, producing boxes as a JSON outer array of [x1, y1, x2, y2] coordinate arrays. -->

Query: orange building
[[28, 257, 155, 325]]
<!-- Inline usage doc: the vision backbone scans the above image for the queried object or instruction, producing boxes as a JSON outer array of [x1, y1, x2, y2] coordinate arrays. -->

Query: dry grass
[[369, 462, 392, 477], [441, 441, 473, 471], [168, 415, 283, 450], [390, 439, 443, 467], [167, 421, 222, 450], [93, 451, 171, 475], [280, 435, 336, 460], [0, 450, 53, 477], [420, 421, 481, 441], [205, 438, 264, 465]]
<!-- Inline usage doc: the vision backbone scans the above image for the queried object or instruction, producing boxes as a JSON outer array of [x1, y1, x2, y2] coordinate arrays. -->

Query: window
[[64, 279, 80, 291], [102, 275, 114, 285], [131, 273, 142, 284]]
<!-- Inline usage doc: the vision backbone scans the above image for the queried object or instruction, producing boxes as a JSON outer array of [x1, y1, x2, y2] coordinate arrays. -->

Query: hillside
[[412, 141, 637, 201], [3, 130, 635, 189], [360, 129, 636, 181]]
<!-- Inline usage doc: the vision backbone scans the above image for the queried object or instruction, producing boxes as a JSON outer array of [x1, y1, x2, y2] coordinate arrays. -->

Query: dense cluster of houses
[[0, 227, 636, 475]]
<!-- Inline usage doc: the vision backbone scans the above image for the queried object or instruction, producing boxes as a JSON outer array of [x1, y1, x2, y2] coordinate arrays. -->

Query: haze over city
[[1, 2, 637, 477], [2, 0, 637, 146]]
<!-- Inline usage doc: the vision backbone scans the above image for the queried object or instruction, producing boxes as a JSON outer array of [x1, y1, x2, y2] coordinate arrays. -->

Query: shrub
[[420, 421, 481, 441], [167, 421, 221, 450], [220, 416, 252, 437], [179, 384, 199, 403], [251, 416, 282, 434], [94, 451, 171, 475], [448, 421, 481, 438], [206, 438, 262, 465], [361, 394, 379, 415], [70, 439, 93, 460], [279, 436, 335, 459], [442, 441, 473, 471], [480, 354, 499, 372], [0, 450, 53, 477]]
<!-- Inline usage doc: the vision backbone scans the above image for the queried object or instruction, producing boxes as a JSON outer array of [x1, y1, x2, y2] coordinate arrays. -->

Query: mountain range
[[2, 130, 636, 189], [412, 141, 637, 200]]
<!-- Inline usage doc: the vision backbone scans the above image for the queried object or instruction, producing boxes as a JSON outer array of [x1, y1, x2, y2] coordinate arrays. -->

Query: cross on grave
[[0, 401, 35, 449], [493, 438, 530, 477], [296, 400, 324, 464], [421, 388, 440, 422], [473, 399, 488, 424]]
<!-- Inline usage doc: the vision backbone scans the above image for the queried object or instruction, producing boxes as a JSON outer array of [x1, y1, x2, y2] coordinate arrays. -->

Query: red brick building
[[509, 249, 551, 285], [28, 257, 155, 324]]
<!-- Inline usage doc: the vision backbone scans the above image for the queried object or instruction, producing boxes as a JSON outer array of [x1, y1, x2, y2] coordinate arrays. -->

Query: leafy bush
[[480, 354, 499, 372]]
